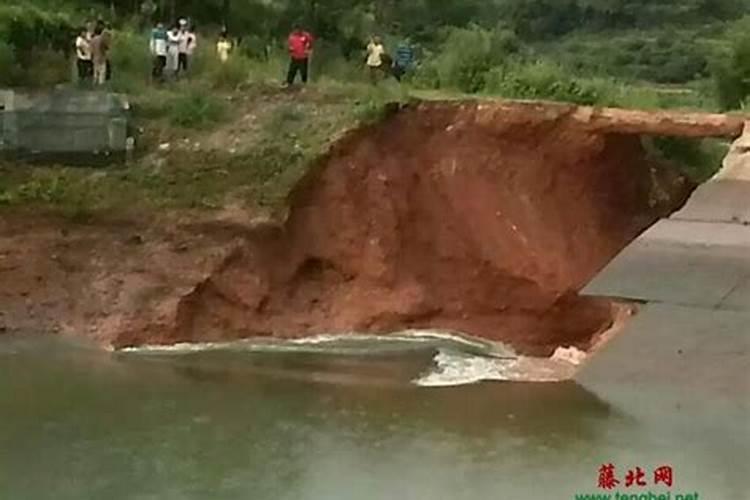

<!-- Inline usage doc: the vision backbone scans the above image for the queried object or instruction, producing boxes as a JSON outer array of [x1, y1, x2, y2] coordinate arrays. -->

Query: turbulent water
[[0, 334, 746, 500], [120, 331, 575, 386]]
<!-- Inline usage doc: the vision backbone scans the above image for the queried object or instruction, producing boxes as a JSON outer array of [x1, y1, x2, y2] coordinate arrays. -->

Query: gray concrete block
[[720, 276, 750, 311], [0, 89, 129, 161], [674, 180, 750, 225], [584, 220, 750, 310], [576, 303, 750, 420]]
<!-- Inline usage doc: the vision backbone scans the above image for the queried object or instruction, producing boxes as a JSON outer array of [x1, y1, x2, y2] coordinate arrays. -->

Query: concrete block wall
[[0, 89, 129, 160]]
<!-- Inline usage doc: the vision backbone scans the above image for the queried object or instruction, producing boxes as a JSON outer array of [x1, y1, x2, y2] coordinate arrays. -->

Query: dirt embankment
[[0, 102, 693, 355]]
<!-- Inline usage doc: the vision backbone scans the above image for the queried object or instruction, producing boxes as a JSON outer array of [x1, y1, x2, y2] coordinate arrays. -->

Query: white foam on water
[[414, 349, 519, 387], [118, 329, 516, 358], [413, 348, 579, 387]]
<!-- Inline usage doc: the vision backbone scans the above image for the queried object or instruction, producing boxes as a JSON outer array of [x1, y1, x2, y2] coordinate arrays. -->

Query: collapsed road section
[[0, 100, 744, 355]]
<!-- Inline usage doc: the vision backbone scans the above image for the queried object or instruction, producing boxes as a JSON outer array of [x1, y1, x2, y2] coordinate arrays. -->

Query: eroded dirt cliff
[[0, 101, 696, 355]]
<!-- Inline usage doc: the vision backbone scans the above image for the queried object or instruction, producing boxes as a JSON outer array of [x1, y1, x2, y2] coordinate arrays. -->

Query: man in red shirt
[[286, 24, 314, 86]]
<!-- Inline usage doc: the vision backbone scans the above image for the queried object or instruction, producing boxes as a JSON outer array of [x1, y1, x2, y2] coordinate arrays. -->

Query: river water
[[0, 334, 746, 500]]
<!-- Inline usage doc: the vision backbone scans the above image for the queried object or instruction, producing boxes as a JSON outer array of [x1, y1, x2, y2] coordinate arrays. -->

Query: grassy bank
[[0, 79, 407, 220]]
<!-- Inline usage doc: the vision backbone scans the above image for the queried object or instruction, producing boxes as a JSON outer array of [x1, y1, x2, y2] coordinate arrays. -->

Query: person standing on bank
[[393, 39, 414, 82], [366, 36, 386, 84], [150, 22, 168, 81], [101, 22, 114, 82], [75, 27, 93, 84], [185, 24, 197, 71], [286, 24, 314, 86], [166, 24, 181, 78], [216, 29, 232, 63], [90, 26, 110, 86], [176, 19, 196, 76]]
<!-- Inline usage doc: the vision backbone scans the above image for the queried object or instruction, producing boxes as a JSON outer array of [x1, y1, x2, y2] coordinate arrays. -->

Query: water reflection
[[0, 335, 743, 500]]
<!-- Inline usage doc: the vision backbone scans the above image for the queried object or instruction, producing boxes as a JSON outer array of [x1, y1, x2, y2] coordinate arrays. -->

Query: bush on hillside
[[110, 30, 151, 79], [484, 60, 601, 105], [0, 40, 17, 85], [547, 32, 709, 85], [168, 90, 226, 129], [643, 136, 729, 183], [210, 55, 251, 89], [714, 31, 750, 110], [0, 4, 74, 57], [25, 48, 71, 87], [413, 25, 520, 93], [0, 4, 75, 86]]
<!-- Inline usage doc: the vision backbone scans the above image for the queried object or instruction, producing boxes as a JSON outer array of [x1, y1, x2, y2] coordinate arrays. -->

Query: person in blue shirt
[[392, 40, 414, 82]]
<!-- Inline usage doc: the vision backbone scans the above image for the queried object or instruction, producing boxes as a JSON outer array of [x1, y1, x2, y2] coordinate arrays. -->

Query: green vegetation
[[3, 0, 750, 108], [0, 0, 746, 217], [0, 83, 404, 216], [644, 137, 731, 183], [713, 18, 750, 110]]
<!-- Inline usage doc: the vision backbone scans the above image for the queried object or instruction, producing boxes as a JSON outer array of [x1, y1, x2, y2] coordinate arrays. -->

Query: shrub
[[209, 55, 251, 90], [643, 137, 729, 183], [0, 4, 74, 60], [110, 30, 151, 83], [32, 48, 72, 87], [714, 33, 750, 110], [167, 90, 226, 129], [0, 40, 16, 85], [484, 60, 601, 105], [0, 4, 75, 87], [413, 25, 519, 93]]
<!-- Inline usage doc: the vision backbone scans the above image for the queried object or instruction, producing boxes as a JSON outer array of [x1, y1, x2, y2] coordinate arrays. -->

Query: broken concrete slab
[[576, 303, 750, 423], [673, 180, 750, 225], [671, 125, 750, 224], [584, 219, 750, 310], [580, 127, 750, 424]]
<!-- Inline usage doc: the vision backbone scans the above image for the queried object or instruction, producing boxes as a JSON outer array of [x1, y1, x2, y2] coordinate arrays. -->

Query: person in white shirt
[[166, 25, 181, 77], [176, 19, 196, 75], [184, 26, 197, 72], [75, 27, 93, 84]]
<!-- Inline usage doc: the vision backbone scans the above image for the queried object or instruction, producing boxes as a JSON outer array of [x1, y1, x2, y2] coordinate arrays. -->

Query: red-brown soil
[[0, 101, 693, 355]]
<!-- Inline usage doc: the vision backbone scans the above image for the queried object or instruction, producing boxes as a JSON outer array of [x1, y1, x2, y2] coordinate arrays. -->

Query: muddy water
[[0, 335, 746, 500]]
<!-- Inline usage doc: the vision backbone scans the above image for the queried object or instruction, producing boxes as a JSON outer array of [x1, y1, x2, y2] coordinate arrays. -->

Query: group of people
[[369, 36, 415, 82], [149, 19, 198, 82], [284, 27, 415, 87], [75, 21, 113, 86], [75, 18, 414, 88]]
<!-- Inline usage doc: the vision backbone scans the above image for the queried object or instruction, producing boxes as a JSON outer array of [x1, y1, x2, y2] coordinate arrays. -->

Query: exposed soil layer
[[0, 102, 693, 355]]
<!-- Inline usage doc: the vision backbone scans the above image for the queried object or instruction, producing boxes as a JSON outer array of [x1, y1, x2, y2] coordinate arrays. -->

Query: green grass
[[166, 90, 227, 129], [0, 80, 404, 218]]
